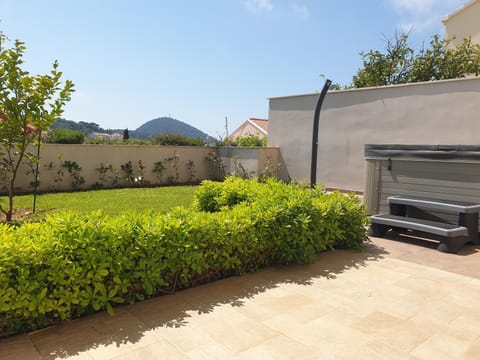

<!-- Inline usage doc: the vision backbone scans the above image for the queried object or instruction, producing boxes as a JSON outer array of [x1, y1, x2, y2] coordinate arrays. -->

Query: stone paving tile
[[0, 334, 42, 360], [410, 333, 474, 360], [196, 312, 281, 353], [464, 339, 480, 360], [110, 340, 189, 360], [1, 237, 480, 359], [232, 334, 319, 360]]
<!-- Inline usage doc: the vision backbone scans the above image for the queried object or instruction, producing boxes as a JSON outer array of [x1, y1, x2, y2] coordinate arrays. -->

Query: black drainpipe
[[310, 79, 332, 189]]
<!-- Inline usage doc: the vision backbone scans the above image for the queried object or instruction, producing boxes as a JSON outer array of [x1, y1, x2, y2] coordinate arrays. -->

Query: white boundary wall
[[268, 77, 480, 192], [8, 145, 280, 193]]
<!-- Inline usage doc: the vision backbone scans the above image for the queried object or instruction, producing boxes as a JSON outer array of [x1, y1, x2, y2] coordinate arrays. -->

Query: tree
[[123, 128, 129, 141], [0, 35, 74, 221], [46, 128, 84, 144], [352, 32, 480, 88]]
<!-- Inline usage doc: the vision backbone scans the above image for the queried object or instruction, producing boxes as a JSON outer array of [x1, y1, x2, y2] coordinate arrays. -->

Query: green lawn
[[1, 186, 197, 218]]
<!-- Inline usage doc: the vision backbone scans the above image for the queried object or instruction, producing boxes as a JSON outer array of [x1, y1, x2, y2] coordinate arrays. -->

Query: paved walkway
[[2, 235, 480, 359]]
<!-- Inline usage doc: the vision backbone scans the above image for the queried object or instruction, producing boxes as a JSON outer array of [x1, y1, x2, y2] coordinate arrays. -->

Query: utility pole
[[225, 116, 229, 138]]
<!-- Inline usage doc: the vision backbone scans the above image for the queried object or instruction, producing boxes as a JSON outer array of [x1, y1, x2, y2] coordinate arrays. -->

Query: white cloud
[[390, 0, 466, 33], [244, 0, 273, 14], [292, 3, 309, 17], [392, 0, 438, 14]]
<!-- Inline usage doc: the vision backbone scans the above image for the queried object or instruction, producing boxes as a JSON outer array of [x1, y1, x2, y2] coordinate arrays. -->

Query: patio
[[1, 235, 480, 360]]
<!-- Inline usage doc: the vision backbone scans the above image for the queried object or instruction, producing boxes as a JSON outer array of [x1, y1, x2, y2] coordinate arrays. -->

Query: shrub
[[216, 134, 266, 147], [0, 178, 368, 336], [194, 177, 369, 252], [237, 134, 267, 147], [151, 133, 205, 146], [47, 129, 85, 144]]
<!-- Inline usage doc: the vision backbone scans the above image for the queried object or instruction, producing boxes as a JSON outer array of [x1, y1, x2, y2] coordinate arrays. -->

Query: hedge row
[[0, 178, 368, 336]]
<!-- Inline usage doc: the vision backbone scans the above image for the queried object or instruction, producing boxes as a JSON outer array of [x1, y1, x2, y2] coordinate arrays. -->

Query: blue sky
[[0, 0, 467, 137]]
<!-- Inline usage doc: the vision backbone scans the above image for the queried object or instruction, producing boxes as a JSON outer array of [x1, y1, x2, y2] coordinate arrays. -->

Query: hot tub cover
[[364, 144, 480, 161]]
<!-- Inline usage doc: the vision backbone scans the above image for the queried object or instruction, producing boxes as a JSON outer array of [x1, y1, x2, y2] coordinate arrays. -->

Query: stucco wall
[[443, 0, 480, 46], [9, 145, 280, 193], [268, 76, 480, 192]]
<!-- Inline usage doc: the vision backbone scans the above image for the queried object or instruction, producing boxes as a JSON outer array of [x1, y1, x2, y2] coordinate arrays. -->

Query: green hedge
[[0, 178, 368, 336]]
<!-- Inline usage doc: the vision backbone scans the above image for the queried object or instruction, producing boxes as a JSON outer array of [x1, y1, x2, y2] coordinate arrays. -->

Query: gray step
[[370, 214, 468, 238], [388, 196, 480, 214]]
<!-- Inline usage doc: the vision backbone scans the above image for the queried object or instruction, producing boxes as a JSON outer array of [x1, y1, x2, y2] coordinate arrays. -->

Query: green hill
[[50, 119, 102, 134], [134, 117, 214, 142]]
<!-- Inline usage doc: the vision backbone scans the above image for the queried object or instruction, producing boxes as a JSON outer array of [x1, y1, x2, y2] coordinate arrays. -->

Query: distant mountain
[[133, 117, 214, 142], [51, 117, 215, 142]]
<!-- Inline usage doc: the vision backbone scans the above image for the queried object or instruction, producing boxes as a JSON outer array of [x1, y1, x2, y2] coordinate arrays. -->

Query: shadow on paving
[[15, 245, 389, 359], [377, 230, 480, 256]]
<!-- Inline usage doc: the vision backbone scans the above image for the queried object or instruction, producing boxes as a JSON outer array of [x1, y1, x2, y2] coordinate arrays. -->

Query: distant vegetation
[[46, 128, 85, 144], [50, 116, 215, 144], [50, 118, 102, 135], [151, 133, 206, 146], [217, 134, 267, 147]]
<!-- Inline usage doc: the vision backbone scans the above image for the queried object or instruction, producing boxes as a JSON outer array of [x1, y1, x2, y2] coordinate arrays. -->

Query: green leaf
[[106, 302, 114, 316], [97, 269, 109, 277]]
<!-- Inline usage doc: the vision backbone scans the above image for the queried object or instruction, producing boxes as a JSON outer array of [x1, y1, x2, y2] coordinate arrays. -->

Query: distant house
[[442, 0, 480, 46], [228, 118, 268, 142], [89, 132, 123, 140]]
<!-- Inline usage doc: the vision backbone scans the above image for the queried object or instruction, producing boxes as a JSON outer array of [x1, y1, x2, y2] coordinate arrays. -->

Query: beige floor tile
[[238, 292, 321, 323], [445, 289, 480, 312], [151, 320, 219, 353], [88, 308, 146, 334], [125, 294, 193, 329], [198, 315, 281, 353], [445, 315, 480, 342], [0, 334, 41, 360], [126, 329, 164, 350], [360, 317, 433, 353], [369, 257, 426, 275], [408, 298, 465, 327], [464, 339, 480, 360], [84, 341, 134, 360], [394, 274, 450, 296], [411, 333, 473, 360], [56, 353, 94, 360], [339, 261, 413, 286], [184, 343, 237, 359], [363, 341, 422, 360], [380, 291, 435, 320], [354, 311, 403, 334], [111, 340, 188, 360], [29, 321, 107, 359], [233, 334, 318, 360], [264, 312, 370, 351]]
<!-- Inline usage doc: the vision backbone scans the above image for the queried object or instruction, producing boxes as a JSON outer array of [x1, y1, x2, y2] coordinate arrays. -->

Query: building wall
[[443, 0, 480, 46], [9, 145, 280, 193], [268, 76, 480, 192]]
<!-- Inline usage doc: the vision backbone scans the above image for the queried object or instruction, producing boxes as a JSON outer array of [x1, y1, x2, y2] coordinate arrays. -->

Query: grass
[[0, 185, 197, 219]]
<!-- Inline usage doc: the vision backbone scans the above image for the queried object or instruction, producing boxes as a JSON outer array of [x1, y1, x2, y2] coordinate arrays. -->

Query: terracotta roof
[[248, 118, 268, 134]]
